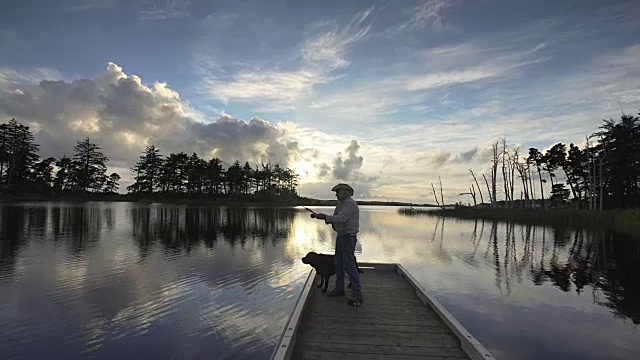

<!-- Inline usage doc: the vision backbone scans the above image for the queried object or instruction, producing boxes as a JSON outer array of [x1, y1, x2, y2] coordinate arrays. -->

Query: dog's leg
[[322, 276, 329, 293], [317, 276, 324, 288]]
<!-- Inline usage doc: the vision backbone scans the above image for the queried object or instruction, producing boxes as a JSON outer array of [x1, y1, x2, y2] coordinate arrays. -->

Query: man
[[311, 183, 363, 306]]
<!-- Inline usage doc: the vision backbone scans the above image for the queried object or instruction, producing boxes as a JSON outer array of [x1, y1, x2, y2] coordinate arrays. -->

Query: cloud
[[334, 140, 364, 179], [207, 69, 328, 110], [138, 0, 191, 20], [301, 6, 374, 70], [331, 140, 378, 183], [198, 5, 373, 111], [65, 0, 191, 20], [397, 0, 459, 31], [315, 163, 332, 178], [429, 151, 452, 168], [456, 147, 478, 162], [404, 69, 498, 91], [64, 0, 119, 12], [0, 63, 308, 174], [0, 66, 62, 86]]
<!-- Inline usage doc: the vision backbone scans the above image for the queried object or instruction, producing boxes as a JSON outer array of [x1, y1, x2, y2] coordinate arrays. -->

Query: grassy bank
[[399, 207, 640, 234]]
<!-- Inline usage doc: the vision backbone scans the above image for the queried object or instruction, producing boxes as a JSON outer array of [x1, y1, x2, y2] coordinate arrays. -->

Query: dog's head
[[301, 252, 319, 265]]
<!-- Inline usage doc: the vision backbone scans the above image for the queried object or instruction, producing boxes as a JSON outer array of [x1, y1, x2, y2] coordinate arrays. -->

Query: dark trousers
[[334, 234, 362, 294]]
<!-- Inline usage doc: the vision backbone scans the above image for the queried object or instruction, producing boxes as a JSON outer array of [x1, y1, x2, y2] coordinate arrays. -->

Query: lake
[[1, 202, 639, 360]]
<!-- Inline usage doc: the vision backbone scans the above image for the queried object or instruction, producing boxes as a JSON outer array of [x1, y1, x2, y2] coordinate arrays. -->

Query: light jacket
[[325, 197, 359, 235]]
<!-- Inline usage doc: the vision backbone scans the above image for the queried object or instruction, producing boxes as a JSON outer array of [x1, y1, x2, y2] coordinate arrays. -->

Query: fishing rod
[[303, 206, 316, 214]]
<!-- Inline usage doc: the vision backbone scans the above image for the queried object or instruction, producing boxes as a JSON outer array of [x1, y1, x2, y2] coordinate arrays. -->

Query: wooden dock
[[271, 263, 495, 360]]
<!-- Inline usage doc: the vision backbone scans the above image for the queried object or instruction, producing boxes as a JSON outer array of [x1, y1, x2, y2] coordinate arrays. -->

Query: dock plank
[[291, 351, 467, 360], [288, 268, 472, 360], [297, 343, 469, 357], [301, 323, 452, 334]]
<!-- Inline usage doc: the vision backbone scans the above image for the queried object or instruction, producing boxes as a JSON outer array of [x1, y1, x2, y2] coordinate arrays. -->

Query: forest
[[0, 118, 299, 200]]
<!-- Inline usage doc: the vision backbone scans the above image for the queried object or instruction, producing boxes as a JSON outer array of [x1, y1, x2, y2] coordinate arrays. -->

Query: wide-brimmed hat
[[331, 183, 354, 196]]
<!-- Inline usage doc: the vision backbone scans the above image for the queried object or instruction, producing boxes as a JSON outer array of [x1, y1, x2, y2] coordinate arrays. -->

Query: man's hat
[[331, 183, 354, 196]]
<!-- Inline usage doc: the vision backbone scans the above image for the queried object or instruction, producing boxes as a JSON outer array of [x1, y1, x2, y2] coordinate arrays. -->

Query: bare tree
[[509, 147, 518, 207], [470, 169, 484, 204], [470, 184, 477, 206], [516, 161, 530, 207], [483, 173, 493, 206], [527, 160, 536, 205], [439, 176, 445, 208], [458, 184, 477, 206], [430, 182, 441, 209], [491, 141, 500, 208], [585, 135, 594, 210], [501, 139, 510, 207]]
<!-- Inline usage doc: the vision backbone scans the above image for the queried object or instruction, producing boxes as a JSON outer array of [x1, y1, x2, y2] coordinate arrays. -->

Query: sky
[[1, 0, 639, 202]]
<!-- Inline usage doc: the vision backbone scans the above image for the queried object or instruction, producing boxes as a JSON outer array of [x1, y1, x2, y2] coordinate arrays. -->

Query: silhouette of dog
[[301, 252, 365, 293]]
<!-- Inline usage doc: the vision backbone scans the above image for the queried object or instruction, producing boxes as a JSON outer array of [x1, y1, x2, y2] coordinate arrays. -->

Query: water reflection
[[401, 213, 640, 325], [131, 206, 296, 254], [0, 203, 304, 360], [2, 203, 639, 360]]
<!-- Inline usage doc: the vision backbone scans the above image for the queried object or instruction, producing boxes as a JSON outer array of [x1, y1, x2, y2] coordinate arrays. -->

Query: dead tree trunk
[[586, 136, 593, 210], [439, 177, 445, 209], [509, 148, 518, 207], [430, 182, 441, 209], [491, 141, 500, 208], [470, 169, 484, 205], [483, 173, 493, 206], [501, 139, 509, 207]]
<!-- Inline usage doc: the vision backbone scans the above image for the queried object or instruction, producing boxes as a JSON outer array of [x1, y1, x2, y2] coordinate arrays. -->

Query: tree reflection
[[462, 218, 640, 324], [130, 206, 295, 255], [0, 204, 115, 277]]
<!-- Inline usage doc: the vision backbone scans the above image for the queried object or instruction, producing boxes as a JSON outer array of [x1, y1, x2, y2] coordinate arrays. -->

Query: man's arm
[[326, 201, 357, 224]]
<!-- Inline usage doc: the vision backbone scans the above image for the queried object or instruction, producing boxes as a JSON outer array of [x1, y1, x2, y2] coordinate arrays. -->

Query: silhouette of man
[[311, 183, 363, 306]]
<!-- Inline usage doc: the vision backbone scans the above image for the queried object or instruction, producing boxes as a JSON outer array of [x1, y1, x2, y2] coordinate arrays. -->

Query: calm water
[[1, 202, 639, 360]]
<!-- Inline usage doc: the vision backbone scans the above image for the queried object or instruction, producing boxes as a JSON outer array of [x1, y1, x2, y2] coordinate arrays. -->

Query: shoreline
[[0, 193, 435, 208], [400, 207, 640, 235]]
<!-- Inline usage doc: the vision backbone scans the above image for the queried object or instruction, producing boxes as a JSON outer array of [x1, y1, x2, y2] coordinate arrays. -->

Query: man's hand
[[312, 213, 327, 220]]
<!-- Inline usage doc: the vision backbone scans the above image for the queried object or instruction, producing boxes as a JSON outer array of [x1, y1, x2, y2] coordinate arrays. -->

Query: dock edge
[[269, 268, 316, 360], [396, 264, 496, 360]]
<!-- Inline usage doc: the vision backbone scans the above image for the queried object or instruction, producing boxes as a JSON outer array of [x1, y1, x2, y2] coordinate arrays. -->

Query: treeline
[[1, 118, 300, 199], [465, 110, 640, 210], [128, 145, 299, 197], [1, 118, 120, 193]]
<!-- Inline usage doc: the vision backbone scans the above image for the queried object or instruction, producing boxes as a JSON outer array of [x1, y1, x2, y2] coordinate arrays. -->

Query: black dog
[[301, 252, 364, 293]]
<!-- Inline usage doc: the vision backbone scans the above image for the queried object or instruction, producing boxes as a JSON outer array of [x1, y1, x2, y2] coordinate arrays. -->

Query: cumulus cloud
[[315, 163, 332, 178], [334, 140, 364, 179], [0, 63, 308, 173], [312, 140, 378, 185]]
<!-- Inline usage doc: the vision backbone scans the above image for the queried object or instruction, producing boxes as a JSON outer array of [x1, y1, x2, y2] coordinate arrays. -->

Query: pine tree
[[54, 156, 74, 191], [71, 138, 108, 192], [0, 118, 39, 186], [104, 173, 121, 193], [129, 145, 163, 193]]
